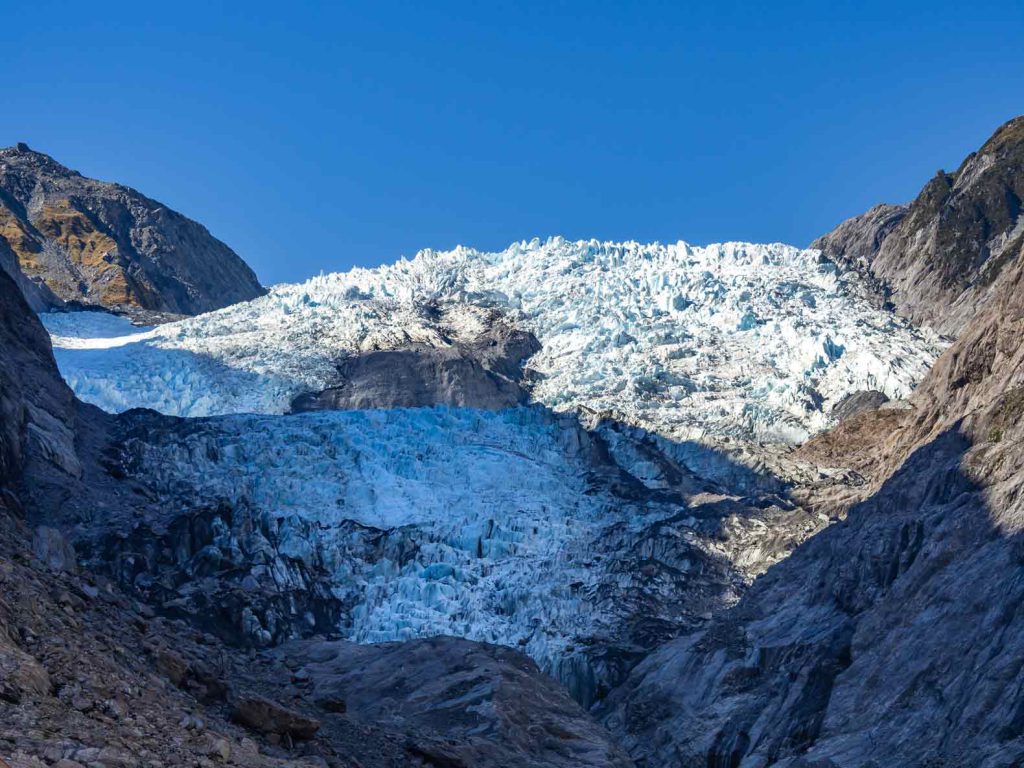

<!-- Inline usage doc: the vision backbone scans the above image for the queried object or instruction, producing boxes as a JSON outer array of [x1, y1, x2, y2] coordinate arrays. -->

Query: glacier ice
[[120, 404, 822, 704], [40, 236, 948, 702], [43, 237, 944, 444]]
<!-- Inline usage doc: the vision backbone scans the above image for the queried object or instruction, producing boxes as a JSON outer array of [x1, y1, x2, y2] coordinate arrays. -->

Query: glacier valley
[[40, 237, 945, 703]]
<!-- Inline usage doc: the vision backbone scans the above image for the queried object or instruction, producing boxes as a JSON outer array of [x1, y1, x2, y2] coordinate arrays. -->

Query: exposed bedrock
[[0, 143, 265, 316], [291, 322, 540, 412], [246, 636, 636, 768], [828, 389, 890, 423], [814, 115, 1024, 337]]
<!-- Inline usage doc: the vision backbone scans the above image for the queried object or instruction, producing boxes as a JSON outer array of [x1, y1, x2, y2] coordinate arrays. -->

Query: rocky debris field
[[0, 500, 630, 768]]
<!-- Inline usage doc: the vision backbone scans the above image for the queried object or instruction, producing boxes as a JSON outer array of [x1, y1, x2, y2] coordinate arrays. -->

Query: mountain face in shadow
[[0, 143, 265, 317], [814, 116, 1024, 337], [603, 232, 1024, 763]]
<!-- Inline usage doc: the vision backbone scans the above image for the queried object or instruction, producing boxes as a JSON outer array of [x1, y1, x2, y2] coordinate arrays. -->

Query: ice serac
[[814, 115, 1024, 337], [44, 237, 942, 445], [0, 143, 265, 317], [93, 404, 821, 708], [601, 253, 1024, 763]]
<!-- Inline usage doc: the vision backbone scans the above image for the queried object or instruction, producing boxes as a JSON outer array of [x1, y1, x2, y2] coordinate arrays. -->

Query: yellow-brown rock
[[0, 143, 264, 315]]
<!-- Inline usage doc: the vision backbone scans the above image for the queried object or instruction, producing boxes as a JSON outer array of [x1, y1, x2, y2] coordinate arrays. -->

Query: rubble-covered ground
[[0, 499, 632, 768]]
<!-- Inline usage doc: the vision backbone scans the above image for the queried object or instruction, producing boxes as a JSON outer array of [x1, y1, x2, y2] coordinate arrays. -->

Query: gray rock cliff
[[814, 116, 1024, 337]]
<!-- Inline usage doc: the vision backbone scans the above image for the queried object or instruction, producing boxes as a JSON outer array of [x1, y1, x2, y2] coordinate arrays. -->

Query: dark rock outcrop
[[0, 144, 265, 315], [84, 496, 348, 648], [292, 322, 540, 412], [828, 389, 889, 423], [255, 636, 635, 768], [814, 116, 1024, 336], [0, 266, 79, 489], [231, 693, 321, 740]]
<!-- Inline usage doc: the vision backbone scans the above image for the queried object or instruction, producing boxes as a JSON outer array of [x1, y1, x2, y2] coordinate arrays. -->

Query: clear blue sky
[[2, 1, 1022, 285]]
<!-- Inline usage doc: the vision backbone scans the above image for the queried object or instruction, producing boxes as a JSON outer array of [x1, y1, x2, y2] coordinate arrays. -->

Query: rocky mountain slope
[[0, 144, 264, 316], [603, 122, 1024, 767], [814, 115, 1024, 337]]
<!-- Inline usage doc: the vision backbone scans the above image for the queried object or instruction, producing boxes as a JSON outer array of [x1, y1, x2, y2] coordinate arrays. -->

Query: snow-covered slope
[[43, 237, 944, 443]]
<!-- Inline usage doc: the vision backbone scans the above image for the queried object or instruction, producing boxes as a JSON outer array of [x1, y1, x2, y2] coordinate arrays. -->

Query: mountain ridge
[[0, 143, 265, 317], [814, 115, 1024, 337]]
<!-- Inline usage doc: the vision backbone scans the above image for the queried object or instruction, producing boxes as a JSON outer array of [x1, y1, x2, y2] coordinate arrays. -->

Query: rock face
[[231, 693, 321, 739], [253, 637, 635, 768], [0, 143, 264, 315], [828, 389, 889, 423], [814, 116, 1024, 336], [602, 238, 1024, 766], [291, 314, 540, 412], [0, 267, 79, 489]]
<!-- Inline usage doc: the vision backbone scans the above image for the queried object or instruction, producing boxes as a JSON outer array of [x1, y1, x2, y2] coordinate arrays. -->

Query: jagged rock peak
[[0, 144, 265, 316], [814, 114, 1024, 337]]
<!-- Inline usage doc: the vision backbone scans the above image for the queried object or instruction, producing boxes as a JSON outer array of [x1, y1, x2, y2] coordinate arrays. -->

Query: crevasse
[[43, 237, 943, 444]]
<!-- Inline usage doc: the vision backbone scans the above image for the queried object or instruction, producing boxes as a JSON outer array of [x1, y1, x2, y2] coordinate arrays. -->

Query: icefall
[[43, 237, 945, 443]]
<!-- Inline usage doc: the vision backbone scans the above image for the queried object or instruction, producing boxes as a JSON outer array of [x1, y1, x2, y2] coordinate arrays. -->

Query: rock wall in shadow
[[603, 239, 1024, 766], [0, 266, 81, 491], [602, 428, 1002, 766]]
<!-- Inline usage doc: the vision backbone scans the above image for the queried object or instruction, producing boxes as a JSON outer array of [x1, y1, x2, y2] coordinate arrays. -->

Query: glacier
[[40, 236, 947, 703], [115, 404, 821, 705], [43, 237, 943, 444]]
